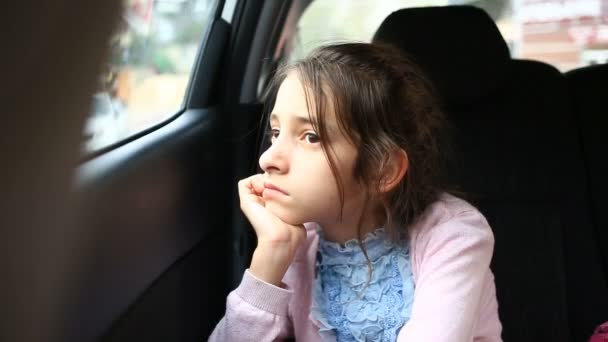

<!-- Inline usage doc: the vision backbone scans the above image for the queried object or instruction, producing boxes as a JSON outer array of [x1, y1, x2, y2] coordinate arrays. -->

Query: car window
[[293, 0, 608, 71], [83, 0, 216, 153]]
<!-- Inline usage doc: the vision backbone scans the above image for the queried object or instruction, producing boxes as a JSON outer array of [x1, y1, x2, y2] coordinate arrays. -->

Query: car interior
[[2, 0, 606, 341]]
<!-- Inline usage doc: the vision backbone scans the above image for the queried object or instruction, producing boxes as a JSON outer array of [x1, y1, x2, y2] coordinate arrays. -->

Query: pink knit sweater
[[209, 194, 502, 341]]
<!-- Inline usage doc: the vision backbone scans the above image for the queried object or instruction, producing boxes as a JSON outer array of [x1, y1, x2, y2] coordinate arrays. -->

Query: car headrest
[[373, 6, 511, 105]]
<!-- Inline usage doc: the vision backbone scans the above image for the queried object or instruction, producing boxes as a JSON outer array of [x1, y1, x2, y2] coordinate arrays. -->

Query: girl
[[209, 43, 502, 341]]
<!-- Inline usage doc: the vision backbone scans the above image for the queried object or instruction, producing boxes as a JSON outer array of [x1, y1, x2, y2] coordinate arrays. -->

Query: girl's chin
[[265, 202, 308, 226]]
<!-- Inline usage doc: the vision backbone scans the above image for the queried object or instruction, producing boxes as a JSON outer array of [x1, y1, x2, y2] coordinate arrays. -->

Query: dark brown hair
[[264, 42, 449, 242]]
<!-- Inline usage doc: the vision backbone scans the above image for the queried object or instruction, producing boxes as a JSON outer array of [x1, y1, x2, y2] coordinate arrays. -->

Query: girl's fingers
[[251, 175, 265, 195], [237, 177, 252, 198], [238, 175, 265, 209]]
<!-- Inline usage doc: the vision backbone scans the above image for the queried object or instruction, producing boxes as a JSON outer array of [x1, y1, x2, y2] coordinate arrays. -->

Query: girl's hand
[[238, 174, 306, 286]]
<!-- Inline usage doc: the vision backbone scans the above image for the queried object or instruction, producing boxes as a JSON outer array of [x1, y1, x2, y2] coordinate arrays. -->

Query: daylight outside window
[[83, 0, 216, 153], [293, 0, 608, 71]]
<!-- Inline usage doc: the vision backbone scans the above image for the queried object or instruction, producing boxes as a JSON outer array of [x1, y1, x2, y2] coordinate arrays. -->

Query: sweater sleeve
[[208, 269, 293, 342], [397, 209, 495, 342]]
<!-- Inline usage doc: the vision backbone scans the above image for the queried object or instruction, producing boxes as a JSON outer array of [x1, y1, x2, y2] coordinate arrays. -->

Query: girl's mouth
[[264, 182, 289, 196]]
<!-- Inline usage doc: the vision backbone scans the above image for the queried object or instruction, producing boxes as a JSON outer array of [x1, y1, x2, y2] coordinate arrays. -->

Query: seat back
[[373, 6, 608, 342], [566, 63, 608, 284]]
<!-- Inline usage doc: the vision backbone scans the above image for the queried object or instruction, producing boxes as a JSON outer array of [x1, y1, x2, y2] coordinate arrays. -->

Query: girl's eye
[[271, 129, 280, 138], [266, 128, 280, 141], [304, 132, 320, 144]]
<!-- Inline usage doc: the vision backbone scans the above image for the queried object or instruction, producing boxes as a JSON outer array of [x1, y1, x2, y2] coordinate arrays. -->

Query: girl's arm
[[208, 270, 293, 342], [208, 175, 306, 341], [398, 209, 497, 342]]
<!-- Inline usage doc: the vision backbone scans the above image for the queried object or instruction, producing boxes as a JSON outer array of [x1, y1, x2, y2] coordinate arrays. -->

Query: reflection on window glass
[[84, 0, 216, 153], [294, 0, 608, 71]]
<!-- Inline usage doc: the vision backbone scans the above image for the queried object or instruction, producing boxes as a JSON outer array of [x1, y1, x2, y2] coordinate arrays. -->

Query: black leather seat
[[566, 63, 608, 286], [373, 6, 608, 342]]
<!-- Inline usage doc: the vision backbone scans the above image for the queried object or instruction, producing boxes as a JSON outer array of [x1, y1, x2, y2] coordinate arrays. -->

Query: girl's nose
[[259, 141, 289, 174]]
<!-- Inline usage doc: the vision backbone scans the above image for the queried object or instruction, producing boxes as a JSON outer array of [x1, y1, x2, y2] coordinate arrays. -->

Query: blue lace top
[[311, 227, 415, 342]]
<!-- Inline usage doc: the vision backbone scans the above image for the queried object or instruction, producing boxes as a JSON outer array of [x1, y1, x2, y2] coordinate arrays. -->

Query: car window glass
[[84, 0, 216, 153]]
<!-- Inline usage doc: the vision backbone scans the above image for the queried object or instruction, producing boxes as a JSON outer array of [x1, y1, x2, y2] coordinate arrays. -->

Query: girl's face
[[259, 72, 366, 227]]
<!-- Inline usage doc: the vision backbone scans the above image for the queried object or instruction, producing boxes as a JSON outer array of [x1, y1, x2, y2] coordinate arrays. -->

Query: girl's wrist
[[249, 245, 294, 286]]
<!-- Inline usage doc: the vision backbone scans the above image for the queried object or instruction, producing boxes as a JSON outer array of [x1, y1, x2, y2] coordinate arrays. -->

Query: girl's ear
[[380, 149, 409, 193]]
